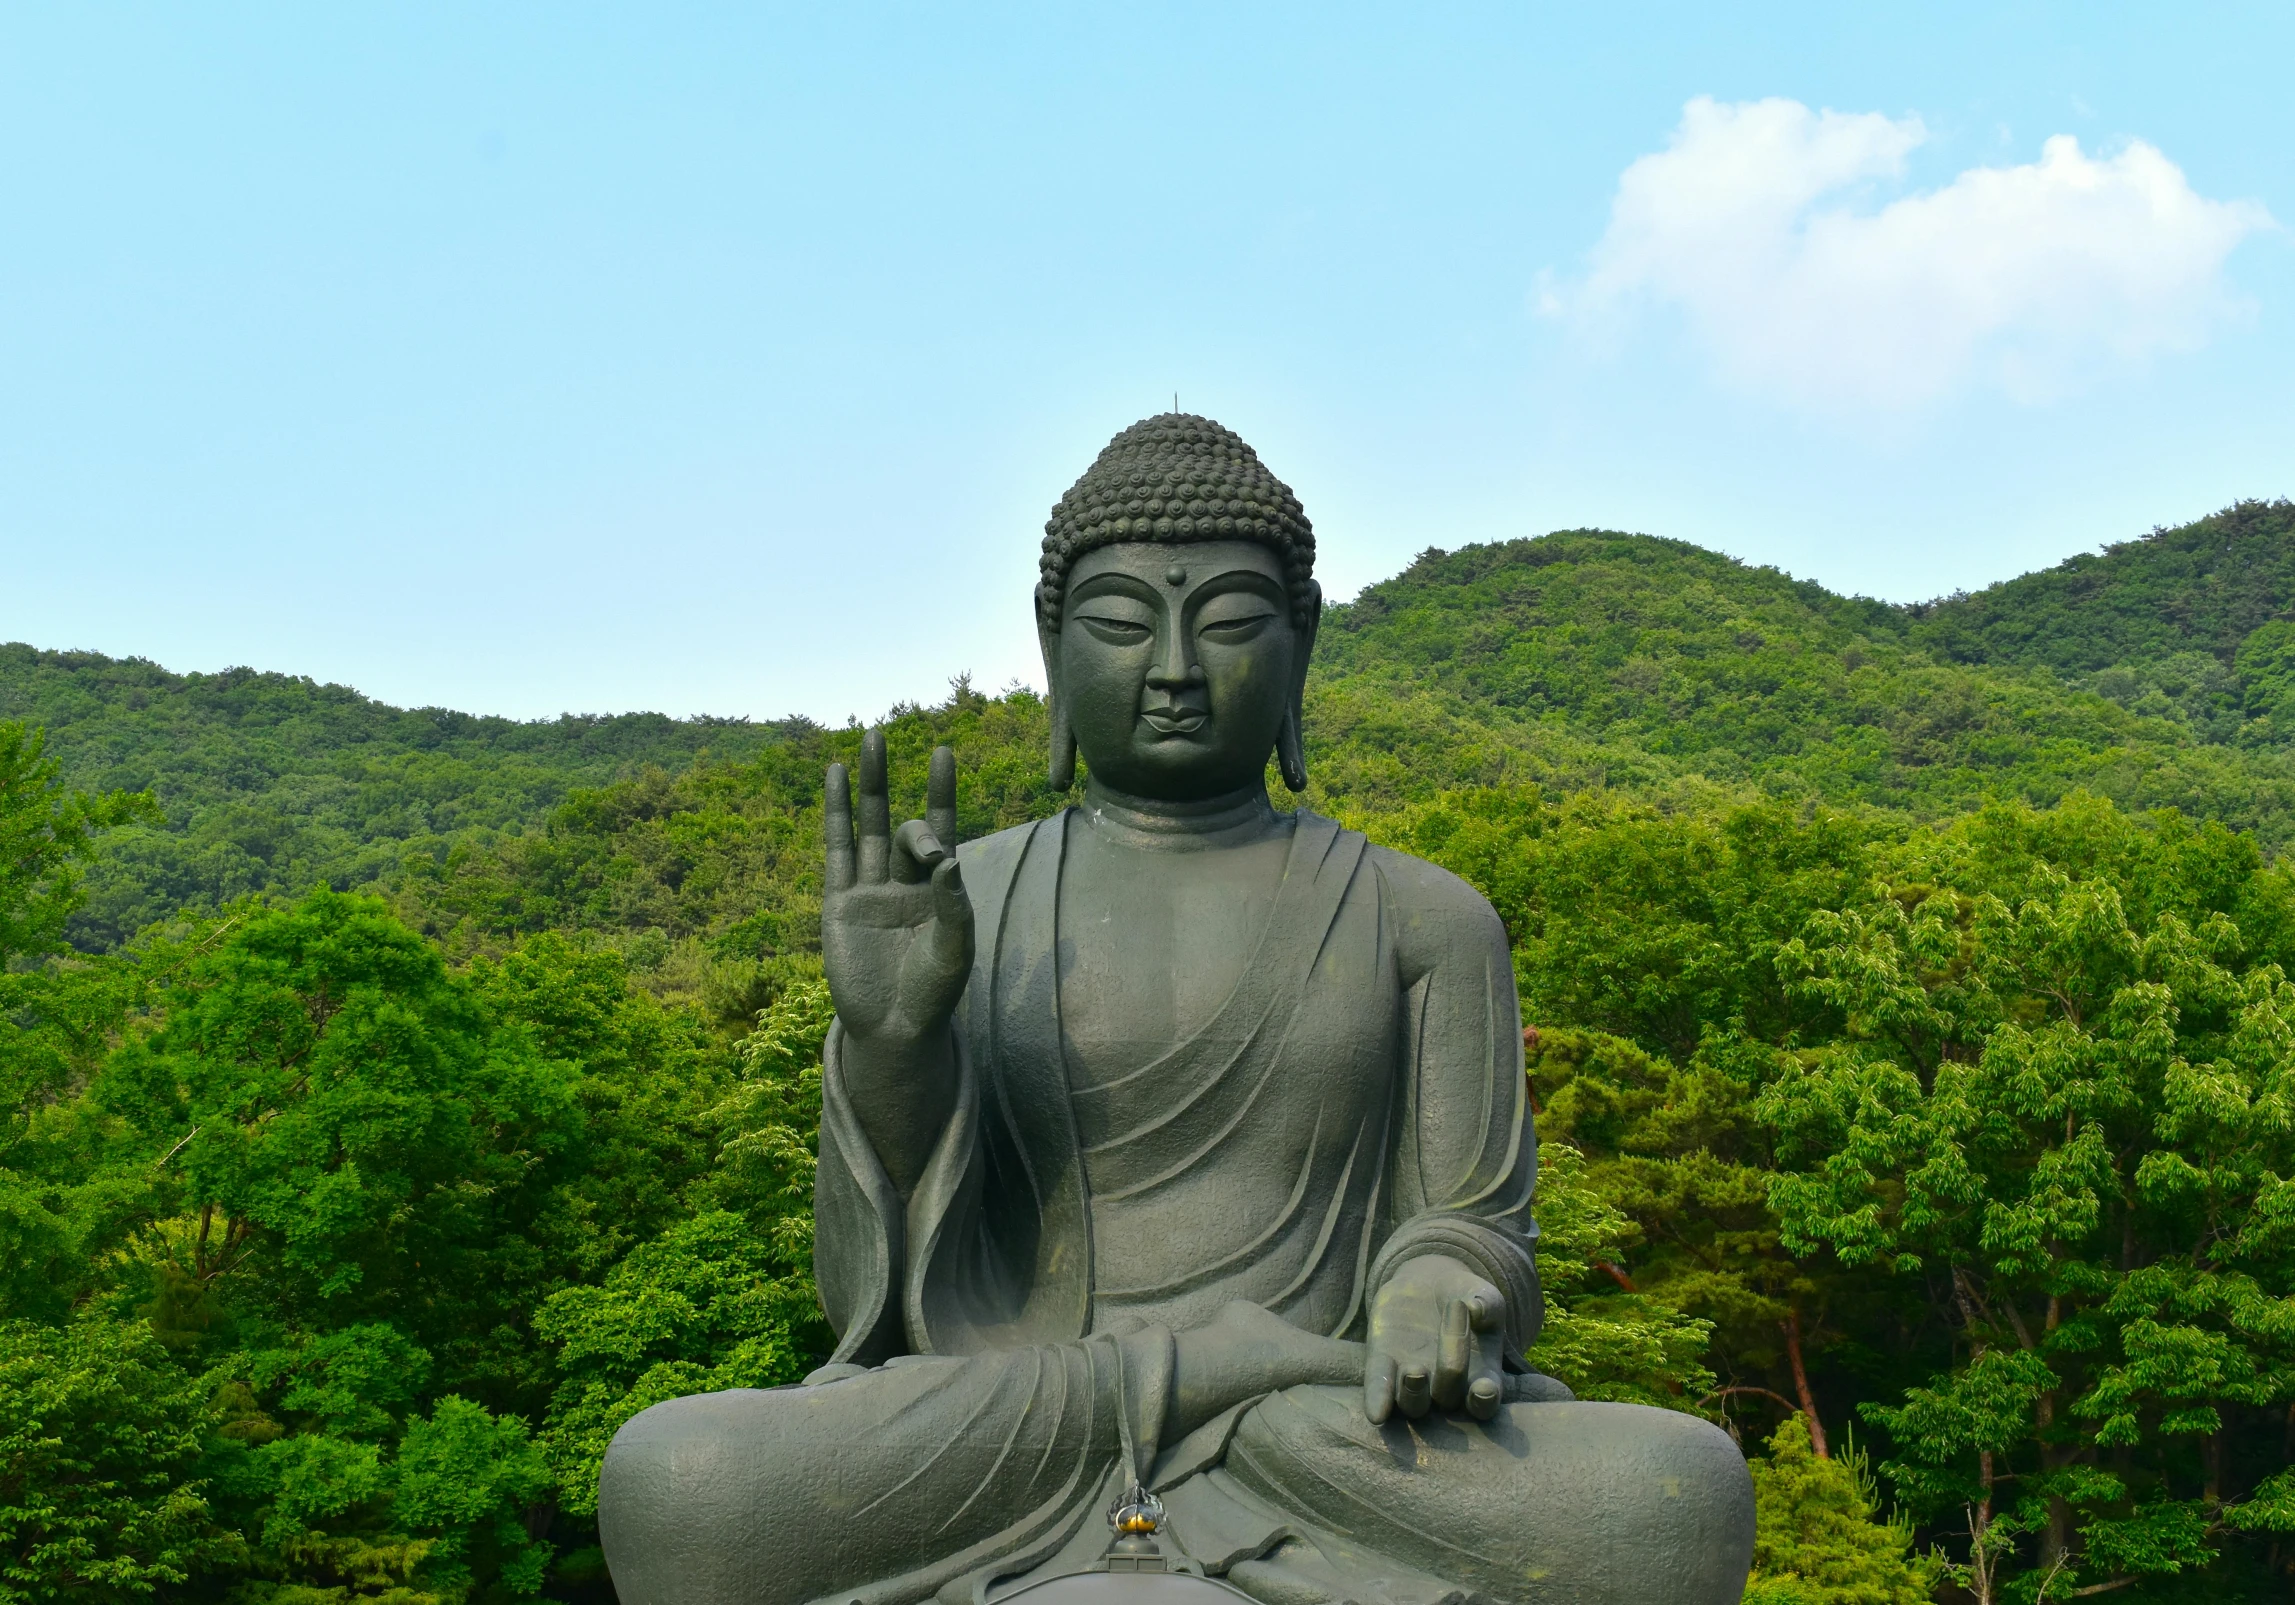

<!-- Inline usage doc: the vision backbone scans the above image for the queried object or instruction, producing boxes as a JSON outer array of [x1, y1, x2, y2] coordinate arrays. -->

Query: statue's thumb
[[894, 819, 948, 877], [930, 860, 972, 958]]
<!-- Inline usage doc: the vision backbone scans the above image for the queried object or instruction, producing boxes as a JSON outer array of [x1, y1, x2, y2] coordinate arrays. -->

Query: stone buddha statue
[[598, 417, 1754, 1605]]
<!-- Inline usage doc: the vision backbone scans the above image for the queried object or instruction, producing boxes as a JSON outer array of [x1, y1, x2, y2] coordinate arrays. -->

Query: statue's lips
[[1139, 708, 1208, 736]]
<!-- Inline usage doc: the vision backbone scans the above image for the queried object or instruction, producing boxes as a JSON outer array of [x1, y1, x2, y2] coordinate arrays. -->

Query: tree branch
[[149, 1126, 200, 1173], [1706, 1385, 1801, 1413], [1594, 1259, 1639, 1292], [1782, 1307, 1829, 1458]]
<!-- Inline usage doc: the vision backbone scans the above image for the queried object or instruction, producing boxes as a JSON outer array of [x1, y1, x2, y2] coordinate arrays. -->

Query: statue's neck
[[1078, 779, 1283, 852]]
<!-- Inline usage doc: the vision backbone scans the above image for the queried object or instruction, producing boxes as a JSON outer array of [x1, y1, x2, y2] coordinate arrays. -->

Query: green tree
[[388, 1397, 554, 1600], [103, 894, 583, 1401], [536, 977, 835, 1517], [535, 1212, 816, 1518], [1382, 792, 1875, 1060], [46, 900, 729, 1604], [700, 977, 831, 1243], [468, 934, 735, 1290], [1762, 800, 2295, 1598], [0, 724, 161, 1325], [0, 1313, 219, 1604], [1526, 1139, 1718, 1406], [2235, 619, 2295, 743], [0, 721, 156, 965], [1745, 1415, 1939, 1605], [1526, 1028, 1866, 1450]]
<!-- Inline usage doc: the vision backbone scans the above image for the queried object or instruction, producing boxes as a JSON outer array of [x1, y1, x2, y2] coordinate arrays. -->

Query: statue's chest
[[1036, 822, 1403, 1321], [1053, 835, 1291, 1089]]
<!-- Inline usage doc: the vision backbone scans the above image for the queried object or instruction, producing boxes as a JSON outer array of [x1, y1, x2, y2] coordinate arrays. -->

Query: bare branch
[[1705, 1385, 1801, 1413], [1782, 1308, 1829, 1458], [148, 1126, 201, 1173]]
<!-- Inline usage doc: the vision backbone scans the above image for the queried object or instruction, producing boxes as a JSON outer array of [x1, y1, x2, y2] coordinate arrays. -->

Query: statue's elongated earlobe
[[1040, 624, 1076, 790], [1048, 696, 1077, 790], [1277, 706, 1308, 793], [1278, 580, 1320, 794]]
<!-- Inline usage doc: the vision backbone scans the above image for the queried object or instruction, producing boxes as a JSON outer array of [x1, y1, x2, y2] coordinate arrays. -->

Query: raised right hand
[[821, 730, 974, 1052]]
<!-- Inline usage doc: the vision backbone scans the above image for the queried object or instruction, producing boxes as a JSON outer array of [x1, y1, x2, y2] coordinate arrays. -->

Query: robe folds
[[814, 808, 1543, 1372], [595, 810, 1757, 1605]]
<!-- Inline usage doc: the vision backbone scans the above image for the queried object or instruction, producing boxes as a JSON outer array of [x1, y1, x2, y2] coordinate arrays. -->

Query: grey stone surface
[[1000, 1568, 1254, 1605], [598, 417, 1754, 1605]]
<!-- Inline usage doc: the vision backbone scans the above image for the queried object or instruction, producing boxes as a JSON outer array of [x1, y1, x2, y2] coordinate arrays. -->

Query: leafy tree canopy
[[14, 502, 2295, 1599]]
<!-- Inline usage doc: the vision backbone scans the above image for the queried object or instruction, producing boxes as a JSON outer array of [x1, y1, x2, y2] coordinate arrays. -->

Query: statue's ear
[[1277, 581, 1322, 794], [1039, 623, 1076, 790]]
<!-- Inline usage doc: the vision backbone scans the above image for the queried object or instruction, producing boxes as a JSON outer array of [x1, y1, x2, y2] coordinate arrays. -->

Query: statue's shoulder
[[953, 812, 1066, 878], [1349, 830, 1510, 955], [1360, 836, 1502, 918]]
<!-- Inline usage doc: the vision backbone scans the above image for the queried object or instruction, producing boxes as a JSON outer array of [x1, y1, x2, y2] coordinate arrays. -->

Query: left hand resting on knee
[[1364, 1254, 1505, 1425]]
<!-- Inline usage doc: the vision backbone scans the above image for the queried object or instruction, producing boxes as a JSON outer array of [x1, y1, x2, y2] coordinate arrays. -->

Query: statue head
[[1037, 415, 1321, 801]]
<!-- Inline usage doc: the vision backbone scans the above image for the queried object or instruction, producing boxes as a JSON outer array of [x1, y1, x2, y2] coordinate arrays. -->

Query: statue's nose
[[1144, 633, 1204, 689]]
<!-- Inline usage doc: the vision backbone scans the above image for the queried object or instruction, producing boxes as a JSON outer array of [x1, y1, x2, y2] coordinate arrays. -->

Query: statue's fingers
[[857, 728, 891, 883], [1435, 1297, 1472, 1410], [1465, 1284, 1502, 1332], [824, 764, 856, 892], [929, 860, 973, 967], [1363, 1352, 1397, 1426], [1466, 1370, 1504, 1422], [1396, 1364, 1433, 1419], [926, 746, 958, 851], [1467, 1322, 1506, 1422], [892, 819, 947, 885]]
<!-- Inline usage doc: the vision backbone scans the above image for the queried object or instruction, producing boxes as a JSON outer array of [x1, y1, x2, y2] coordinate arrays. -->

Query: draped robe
[[597, 810, 1755, 1605], [816, 808, 1543, 1370]]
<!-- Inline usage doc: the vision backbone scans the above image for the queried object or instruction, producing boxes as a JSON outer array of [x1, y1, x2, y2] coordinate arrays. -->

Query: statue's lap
[[1223, 1385, 1754, 1605], [598, 1357, 1754, 1605]]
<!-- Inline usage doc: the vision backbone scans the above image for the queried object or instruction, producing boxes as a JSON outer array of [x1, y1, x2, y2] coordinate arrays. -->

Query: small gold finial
[[1107, 1483, 1164, 1536]]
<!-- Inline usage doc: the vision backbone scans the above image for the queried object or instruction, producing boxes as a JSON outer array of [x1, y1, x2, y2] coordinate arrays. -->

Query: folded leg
[[1219, 1388, 1753, 1605], [598, 1334, 1168, 1605]]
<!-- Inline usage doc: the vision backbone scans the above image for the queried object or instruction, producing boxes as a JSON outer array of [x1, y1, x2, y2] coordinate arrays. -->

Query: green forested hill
[[1910, 497, 2295, 674], [23, 503, 2295, 972], [1311, 524, 2295, 830], [361, 505, 2295, 1032], [13, 499, 2295, 1605], [0, 645, 791, 948]]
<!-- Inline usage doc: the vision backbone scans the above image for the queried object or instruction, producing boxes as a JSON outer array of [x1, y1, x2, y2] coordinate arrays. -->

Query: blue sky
[[2, 4, 2287, 722]]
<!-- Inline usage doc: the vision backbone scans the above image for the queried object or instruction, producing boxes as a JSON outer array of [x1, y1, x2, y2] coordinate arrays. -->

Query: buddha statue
[[598, 417, 1755, 1605]]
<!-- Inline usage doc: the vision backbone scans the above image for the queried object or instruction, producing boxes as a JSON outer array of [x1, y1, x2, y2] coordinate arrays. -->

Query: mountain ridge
[[1906, 496, 2295, 672], [9, 499, 2295, 955]]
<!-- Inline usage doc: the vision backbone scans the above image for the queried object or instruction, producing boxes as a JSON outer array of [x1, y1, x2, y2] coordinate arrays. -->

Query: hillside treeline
[[9, 501, 2295, 1604], [10, 500, 2295, 960]]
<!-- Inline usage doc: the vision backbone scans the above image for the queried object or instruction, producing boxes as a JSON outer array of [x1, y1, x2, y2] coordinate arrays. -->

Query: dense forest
[[7, 498, 2295, 1605]]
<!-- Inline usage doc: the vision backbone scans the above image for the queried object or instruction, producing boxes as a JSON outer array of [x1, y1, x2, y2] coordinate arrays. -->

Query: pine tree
[[1745, 1415, 1939, 1605]]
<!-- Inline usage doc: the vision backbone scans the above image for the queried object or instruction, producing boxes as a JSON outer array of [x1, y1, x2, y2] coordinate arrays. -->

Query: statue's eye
[[1077, 614, 1153, 645], [1197, 609, 1277, 642]]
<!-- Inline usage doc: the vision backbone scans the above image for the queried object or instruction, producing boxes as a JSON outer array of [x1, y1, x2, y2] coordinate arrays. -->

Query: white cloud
[[1547, 97, 2273, 409]]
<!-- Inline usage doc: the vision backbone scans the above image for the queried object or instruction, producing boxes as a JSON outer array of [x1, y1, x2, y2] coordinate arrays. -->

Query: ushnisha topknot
[[1038, 414, 1316, 634]]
